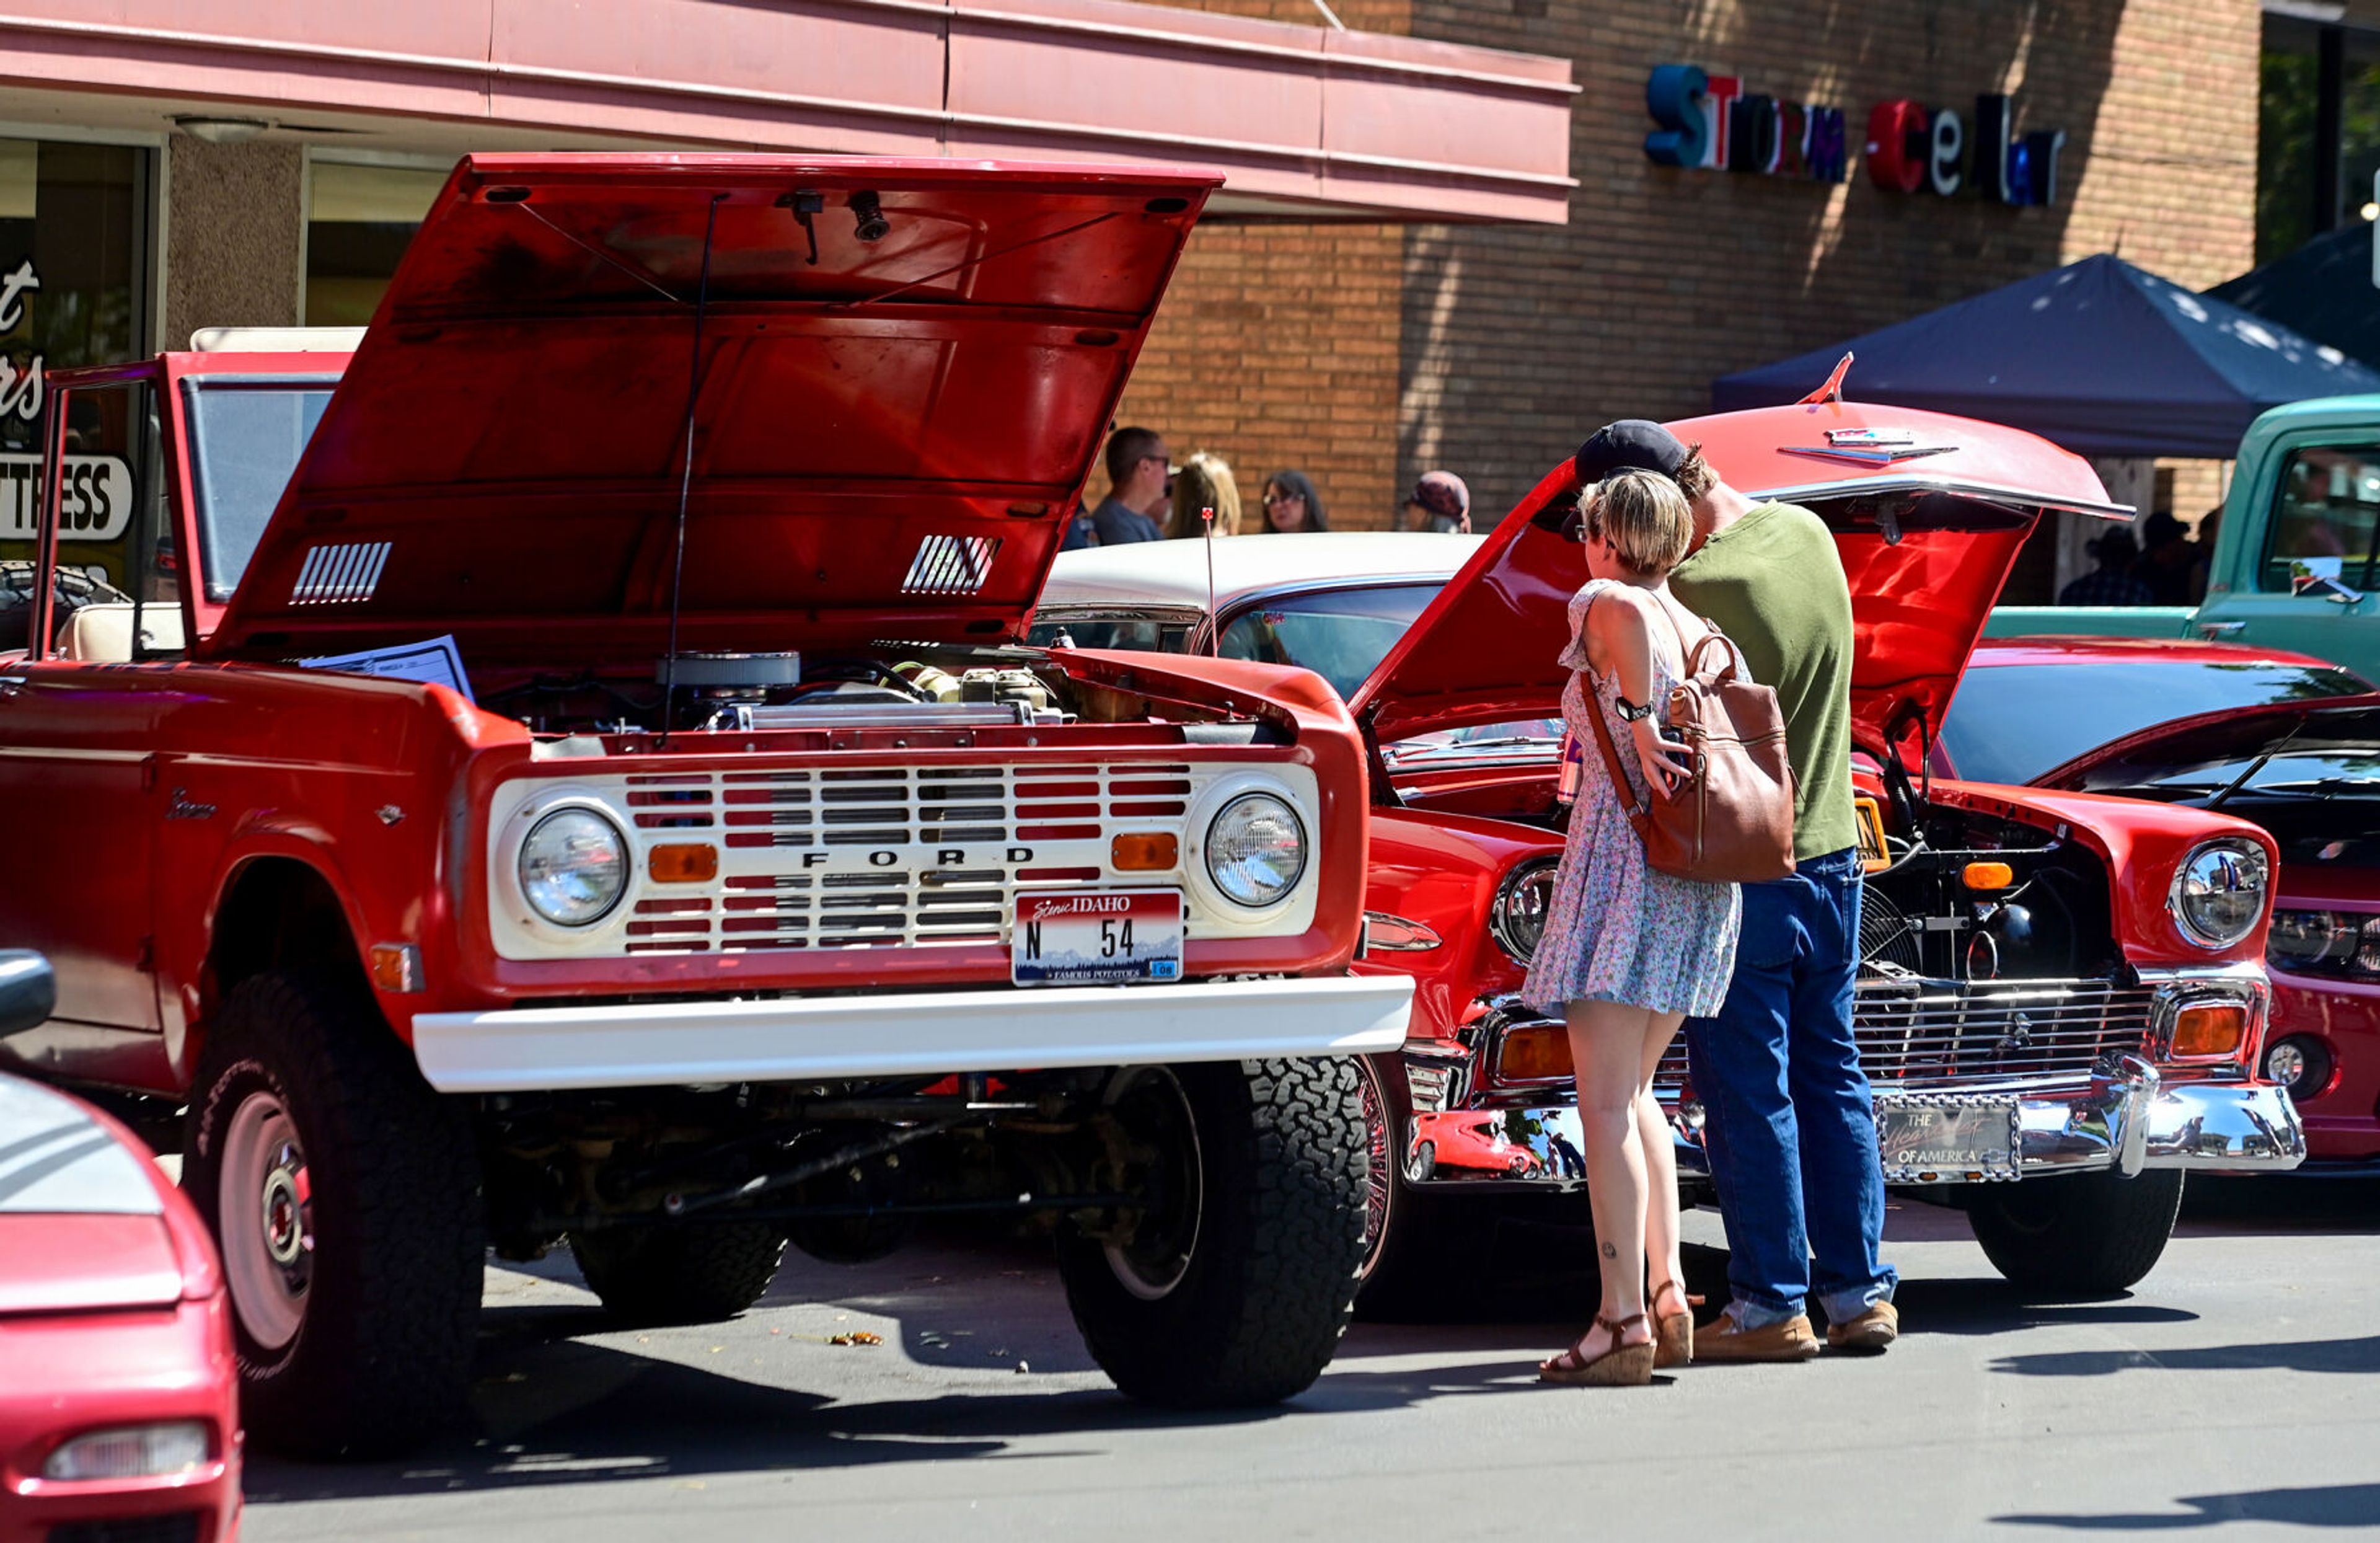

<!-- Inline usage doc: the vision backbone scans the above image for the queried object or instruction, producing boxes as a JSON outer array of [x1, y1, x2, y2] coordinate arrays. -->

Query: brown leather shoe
[[1826, 1300, 1898, 1355], [1693, 1311, 1820, 1363]]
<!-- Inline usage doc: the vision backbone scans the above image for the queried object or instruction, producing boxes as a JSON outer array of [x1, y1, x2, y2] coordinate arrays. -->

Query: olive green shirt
[[1668, 500, 1859, 863]]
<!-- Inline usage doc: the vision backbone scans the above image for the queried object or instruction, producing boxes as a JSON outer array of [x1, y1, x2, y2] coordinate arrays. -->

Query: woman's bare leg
[[1558, 998, 1656, 1359], [1634, 1009, 1688, 1307]]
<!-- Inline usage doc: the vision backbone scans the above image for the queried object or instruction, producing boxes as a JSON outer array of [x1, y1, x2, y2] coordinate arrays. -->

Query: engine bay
[[474, 647, 1134, 740]]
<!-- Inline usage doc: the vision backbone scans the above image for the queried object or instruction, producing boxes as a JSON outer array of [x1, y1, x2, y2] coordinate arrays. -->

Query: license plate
[[1011, 890, 1184, 986], [1874, 1095, 2021, 1181]]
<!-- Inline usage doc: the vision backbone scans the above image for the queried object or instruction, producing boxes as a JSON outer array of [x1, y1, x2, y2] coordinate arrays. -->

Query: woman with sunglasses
[[1258, 470, 1329, 533]]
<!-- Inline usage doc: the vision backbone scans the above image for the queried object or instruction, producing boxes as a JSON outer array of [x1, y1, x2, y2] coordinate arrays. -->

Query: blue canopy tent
[[2208, 223, 2380, 376], [1711, 253, 2380, 459]]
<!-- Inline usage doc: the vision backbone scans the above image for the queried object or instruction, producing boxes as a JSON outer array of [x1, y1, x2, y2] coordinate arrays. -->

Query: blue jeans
[[1686, 846, 1897, 1326]]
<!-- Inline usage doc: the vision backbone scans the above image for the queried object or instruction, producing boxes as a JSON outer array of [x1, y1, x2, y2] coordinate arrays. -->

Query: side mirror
[[2290, 557, 2364, 605], [0, 950, 56, 1038]]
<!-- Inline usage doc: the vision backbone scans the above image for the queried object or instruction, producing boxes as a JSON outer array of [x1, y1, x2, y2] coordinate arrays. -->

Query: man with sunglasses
[[1082, 425, 1170, 547]]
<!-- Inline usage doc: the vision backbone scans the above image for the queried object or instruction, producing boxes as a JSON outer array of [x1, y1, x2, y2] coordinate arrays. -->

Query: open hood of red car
[[2027, 696, 2380, 794], [198, 155, 1215, 665], [1351, 402, 2126, 748]]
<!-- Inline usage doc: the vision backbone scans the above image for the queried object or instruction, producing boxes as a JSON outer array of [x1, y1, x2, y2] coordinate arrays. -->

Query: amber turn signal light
[[1962, 861, 2015, 891], [1111, 832, 1179, 872], [1499, 1024, 1574, 1082], [368, 943, 421, 994], [2171, 1002, 2248, 1059], [647, 842, 719, 883]]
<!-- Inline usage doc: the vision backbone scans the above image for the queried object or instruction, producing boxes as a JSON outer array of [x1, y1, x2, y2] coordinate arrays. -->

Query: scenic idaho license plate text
[[1011, 890, 1184, 986]]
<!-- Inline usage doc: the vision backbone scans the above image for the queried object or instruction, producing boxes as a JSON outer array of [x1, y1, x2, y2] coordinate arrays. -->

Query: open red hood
[[1351, 402, 2125, 747], [2028, 696, 2380, 794], [199, 155, 1215, 665]]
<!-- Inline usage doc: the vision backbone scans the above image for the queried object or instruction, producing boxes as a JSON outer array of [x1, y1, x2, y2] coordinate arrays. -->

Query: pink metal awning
[[0, 0, 1576, 223]]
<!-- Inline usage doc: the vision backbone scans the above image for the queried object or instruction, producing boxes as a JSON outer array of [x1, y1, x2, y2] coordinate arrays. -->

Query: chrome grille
[[1654, 978, 2156, 1091]]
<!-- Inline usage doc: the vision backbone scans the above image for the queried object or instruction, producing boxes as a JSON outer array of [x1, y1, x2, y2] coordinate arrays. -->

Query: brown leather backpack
[[1580, 614, 1796, 885]]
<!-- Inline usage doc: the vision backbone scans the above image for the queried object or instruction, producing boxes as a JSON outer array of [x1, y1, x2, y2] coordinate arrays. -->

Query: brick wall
[[1108, 0, 1411, 530], [1397, 1, 2258, 520], [1119, 1, 2259, 547]]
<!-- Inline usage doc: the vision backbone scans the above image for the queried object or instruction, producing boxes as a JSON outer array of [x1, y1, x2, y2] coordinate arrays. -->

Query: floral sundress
[[1520, 579, 1742, 1018]]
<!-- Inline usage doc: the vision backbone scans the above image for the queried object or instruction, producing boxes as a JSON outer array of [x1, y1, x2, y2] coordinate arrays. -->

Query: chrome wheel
[[220, 1090, 312, 1351], [1355, 1058, 1393, 1279], [1102, 1066, 1203, 1302]]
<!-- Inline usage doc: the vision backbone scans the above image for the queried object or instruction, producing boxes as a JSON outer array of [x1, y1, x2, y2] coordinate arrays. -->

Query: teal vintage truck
[[1987, 393, 2380, 678]]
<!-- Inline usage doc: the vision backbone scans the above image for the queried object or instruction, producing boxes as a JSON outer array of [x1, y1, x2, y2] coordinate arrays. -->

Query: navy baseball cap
[[1572, 420, 1690, 485]]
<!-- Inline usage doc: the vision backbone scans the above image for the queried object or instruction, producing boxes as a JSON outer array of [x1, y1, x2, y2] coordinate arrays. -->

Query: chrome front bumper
[[1398, 971, 2306, 1192]]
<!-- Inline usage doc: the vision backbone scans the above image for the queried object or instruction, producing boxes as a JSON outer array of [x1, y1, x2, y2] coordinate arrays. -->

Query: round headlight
[[1491, 859, 1560, 964], [2169, 839, 2268, 950], [519, 808, 628, 927], [1204, 792, 1307, 908]]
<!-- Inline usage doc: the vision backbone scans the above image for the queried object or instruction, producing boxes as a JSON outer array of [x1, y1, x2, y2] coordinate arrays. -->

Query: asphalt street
[[241, 1178, 2380, 1542]]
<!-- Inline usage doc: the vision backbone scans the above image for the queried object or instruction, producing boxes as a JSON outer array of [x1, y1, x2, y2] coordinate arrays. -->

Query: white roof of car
[[1038, 531, 1481, 612]]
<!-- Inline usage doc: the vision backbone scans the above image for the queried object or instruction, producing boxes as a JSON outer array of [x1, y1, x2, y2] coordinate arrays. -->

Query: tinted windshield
[[183, 381, 334, 602], [1941, 660, 2373, 784], [1025, 614, 1198, 653], [2118, 751, 2380, 799], [1219, 583, 1439, 699]]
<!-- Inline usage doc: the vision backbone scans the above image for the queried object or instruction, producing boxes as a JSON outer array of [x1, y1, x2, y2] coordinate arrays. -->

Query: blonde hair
[[1167, 450, 1242, 538], [1586, 468, 1693, 577]]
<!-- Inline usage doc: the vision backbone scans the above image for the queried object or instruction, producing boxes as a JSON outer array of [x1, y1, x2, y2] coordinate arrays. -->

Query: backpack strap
[[1580, 676, 1657, 823]]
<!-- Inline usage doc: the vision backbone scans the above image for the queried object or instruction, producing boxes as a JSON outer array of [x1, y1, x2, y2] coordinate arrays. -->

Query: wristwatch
[[1613, 693, 1655, 723]]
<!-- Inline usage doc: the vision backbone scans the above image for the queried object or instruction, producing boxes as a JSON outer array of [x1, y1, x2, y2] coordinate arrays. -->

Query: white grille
[[289, 541, 391, 605], [625, 763, 1191, 952], [899, 534, 1000, 596]]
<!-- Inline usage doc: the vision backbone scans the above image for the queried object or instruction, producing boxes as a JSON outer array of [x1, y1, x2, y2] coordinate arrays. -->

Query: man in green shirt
[[1574, 421, 1898, 1363]]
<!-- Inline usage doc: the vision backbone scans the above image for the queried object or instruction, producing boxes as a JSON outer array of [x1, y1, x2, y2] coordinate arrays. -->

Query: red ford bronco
[[0, 156, 1410, 1456]]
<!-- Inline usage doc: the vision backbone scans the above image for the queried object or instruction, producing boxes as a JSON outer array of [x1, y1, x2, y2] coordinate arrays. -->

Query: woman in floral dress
[[1526, 469, 1743, 1387]]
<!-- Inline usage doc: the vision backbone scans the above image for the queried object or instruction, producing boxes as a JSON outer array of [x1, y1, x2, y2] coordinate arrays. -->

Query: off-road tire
[[1968, 1169, 2185, 1296], [571, 1223, 787, 1325], [1057, 1057, 1366, 1406], [183, 970, 483, 1459]]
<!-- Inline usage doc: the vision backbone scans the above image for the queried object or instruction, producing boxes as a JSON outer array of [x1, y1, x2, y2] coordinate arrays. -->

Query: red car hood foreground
[[198, 154, 1217, 667], [1352, 400, 2128, 747], [0, 1077, 213, 1315]]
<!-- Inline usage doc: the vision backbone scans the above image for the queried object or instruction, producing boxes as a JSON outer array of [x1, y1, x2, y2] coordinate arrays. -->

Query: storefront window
[[2257, 15, 2380, 265], [2259, 18, 2321, 265], [0, 136, 153, 596], [303, 160, 444, 325]]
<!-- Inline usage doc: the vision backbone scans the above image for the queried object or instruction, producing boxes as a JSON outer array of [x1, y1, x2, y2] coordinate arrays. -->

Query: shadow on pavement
[[2176, 1176, 2380, 1239], [1986, 1332, 2380, 1380], [1884, 1276, 2198, 1338], [1995, 1481, 2380, 1529], [244, 1291, 1543, 1505]]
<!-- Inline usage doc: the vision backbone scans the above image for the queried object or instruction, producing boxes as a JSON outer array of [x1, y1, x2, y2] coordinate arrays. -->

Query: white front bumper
[[410, 975, 1414, 1093]]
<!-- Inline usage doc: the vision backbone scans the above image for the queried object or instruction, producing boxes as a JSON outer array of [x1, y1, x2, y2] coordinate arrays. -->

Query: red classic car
[[1037, 403, 2307, 1303], [1937, 638, 2380, 1169], [0, 953, 242, 1543], [0, 156, 1411, 1455]]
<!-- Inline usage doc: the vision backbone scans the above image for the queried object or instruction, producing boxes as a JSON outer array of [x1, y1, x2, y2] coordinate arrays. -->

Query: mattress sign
[[0, 454, 136, 543]]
